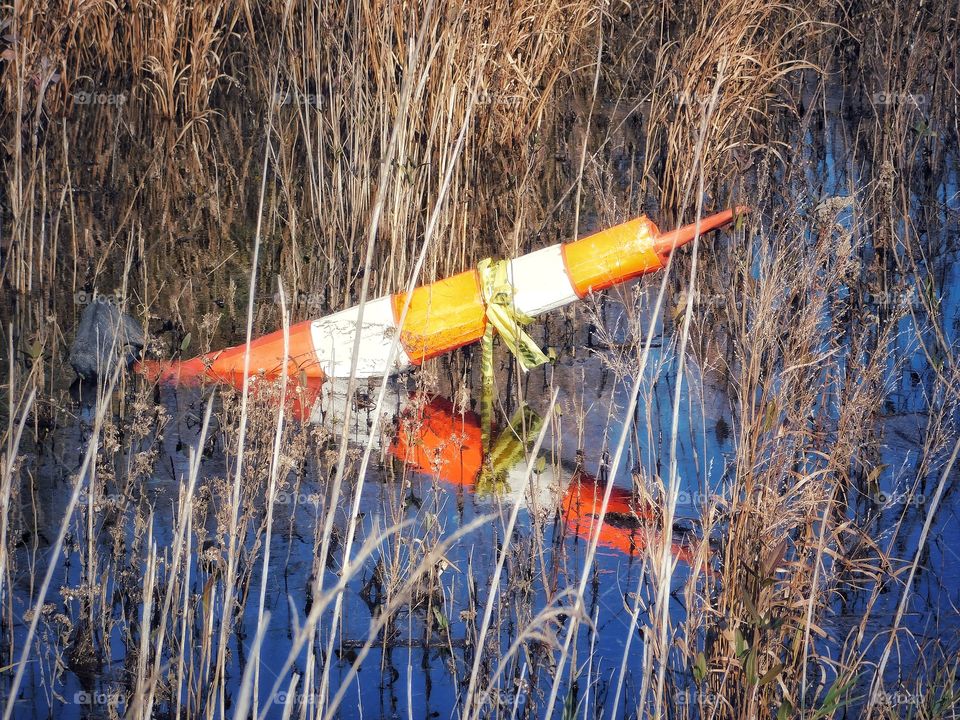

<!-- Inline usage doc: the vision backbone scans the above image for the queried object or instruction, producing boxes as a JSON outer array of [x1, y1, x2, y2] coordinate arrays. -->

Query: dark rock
[[69, 298, 145, 379]]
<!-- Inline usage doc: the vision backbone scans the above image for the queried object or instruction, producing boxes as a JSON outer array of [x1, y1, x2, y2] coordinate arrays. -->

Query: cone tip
[[653, 206, 749, 255], [136, 357, 208, 385]]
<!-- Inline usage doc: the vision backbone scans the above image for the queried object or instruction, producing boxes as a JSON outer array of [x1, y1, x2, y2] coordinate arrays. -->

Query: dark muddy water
[[17, 293, 729, 718], [14, 273, 960, 718]]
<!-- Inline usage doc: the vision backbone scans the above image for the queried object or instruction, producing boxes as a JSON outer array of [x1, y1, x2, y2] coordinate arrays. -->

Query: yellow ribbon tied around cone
[[476, 404, 544, 495], [476, 257, 552, 450], [477, 257, 552, 371]]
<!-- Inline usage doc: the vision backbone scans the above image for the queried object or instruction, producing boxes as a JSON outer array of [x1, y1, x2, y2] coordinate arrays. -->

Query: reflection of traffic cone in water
[[137, 208, 745, 385], [559, 478, 697, 563], [389, 395, 703, 564], [141, 361, 705, 562]]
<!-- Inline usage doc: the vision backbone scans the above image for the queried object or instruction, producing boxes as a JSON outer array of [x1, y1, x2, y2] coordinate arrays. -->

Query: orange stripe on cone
[[560, 477, 697, 563], [137, 358, 324, 421], [561, 216, 663, 297], [390, 395, 485, 487], [206, 319, 322, 380], [136, 319, 322, 384], [652, 205, 748, 256], [390, 270, 488, 365], [559, 207, 747, 298]]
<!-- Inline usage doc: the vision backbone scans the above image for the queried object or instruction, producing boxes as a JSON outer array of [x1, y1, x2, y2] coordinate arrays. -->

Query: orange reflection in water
[[143, 363, 703, 566], [390, 395, 702, 566]]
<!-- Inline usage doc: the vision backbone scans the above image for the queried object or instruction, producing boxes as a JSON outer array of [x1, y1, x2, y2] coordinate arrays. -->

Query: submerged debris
[[69, 298, 144, 380]]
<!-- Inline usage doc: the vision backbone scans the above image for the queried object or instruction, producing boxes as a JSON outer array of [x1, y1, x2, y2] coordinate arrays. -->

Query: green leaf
[[924, 276, 938, 309], [180, 332, 192, 352], [561, 685, 578, 720], [735, 629, 748, 659], [760, 662, 785, 687], [932, 690, 956, 714], [746, 648, 758, 685], [693, 652, 708, 684], [812, 674, 859, 719], [777, 700, 793, 720], [763, 399, 779, 432]]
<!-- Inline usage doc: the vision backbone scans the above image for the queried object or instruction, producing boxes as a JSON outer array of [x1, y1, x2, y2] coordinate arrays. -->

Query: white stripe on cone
[[309, 296, 411, 378], [506, 244, 579, 316]]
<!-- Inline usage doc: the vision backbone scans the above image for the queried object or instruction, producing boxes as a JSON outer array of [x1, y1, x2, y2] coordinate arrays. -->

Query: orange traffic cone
[[137, 208, 746, 385]]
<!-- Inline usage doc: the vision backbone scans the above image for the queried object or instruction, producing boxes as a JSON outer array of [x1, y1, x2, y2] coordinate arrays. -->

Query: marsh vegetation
[[1, 1, 959, 718]]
